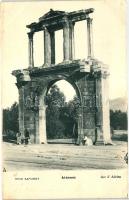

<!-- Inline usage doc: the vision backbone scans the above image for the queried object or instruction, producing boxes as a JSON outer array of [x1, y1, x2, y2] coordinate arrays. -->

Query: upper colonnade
[[26, 8, 94, 68]]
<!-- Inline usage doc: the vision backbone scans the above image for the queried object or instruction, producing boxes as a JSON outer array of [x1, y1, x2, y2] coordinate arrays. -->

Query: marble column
[[95, 69, 111, 144], [63, 22, 70, 61], [50, 31, 55, 64], [28, 32, 34, 68], [87, 18, 93, 58], [69, 22, 75, 60], [39, 90, 47, 144], [35, 111, 39, 143], [77, 106, 84, 145], [18, 86, 25, 138], [39, 106, 47, 144], [44, 27, 51, 66]]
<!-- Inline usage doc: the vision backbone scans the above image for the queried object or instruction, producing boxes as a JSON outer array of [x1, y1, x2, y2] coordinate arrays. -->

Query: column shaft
[[101, 73, 111, 144], [69, 23, 75, 60], [39, 107, 47, 144], [39, 91, 47, 144], [95, 72, 111, 144], [44, 28, 51, 66], [18, 86, 25, 138], [87, 18, 93, 58], [35, 112, 39, 143], [77, 106, 84, 145], [50, 31, 55, 64], [63, 22, 70, 61], [28, 32, 34, 68]]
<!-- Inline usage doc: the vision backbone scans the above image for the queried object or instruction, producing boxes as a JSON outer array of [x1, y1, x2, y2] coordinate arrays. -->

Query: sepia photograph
[[1, 0, 128, 199]]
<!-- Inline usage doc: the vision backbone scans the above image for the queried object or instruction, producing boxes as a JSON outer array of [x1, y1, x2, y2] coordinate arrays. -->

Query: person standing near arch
[[24, 129, 30, 145], [16, 132, 21, 145]]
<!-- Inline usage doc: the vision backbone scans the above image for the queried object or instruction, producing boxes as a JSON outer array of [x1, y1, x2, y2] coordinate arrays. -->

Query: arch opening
[[39, 79, 81, 144]]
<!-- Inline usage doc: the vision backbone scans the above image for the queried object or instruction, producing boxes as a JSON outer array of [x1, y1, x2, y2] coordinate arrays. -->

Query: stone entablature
[[27, 9, 94, 32], [12, 58, 109, 83]]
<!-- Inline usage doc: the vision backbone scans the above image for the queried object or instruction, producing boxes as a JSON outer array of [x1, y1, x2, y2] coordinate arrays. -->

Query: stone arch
[[46, 78, 82, 104], [12, 9, 112, 145], [38, 78, 82, 144]]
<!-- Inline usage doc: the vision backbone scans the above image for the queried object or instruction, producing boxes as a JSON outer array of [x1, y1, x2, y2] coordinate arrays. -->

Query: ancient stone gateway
[[12, 8, 112, 145]]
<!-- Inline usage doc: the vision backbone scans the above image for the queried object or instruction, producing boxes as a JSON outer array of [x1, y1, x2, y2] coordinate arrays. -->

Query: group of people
[[16, 129, 30, 145]]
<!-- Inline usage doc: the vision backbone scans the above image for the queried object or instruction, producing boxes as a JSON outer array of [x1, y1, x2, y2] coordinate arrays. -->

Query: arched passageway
[[38, 79, 82, 144]]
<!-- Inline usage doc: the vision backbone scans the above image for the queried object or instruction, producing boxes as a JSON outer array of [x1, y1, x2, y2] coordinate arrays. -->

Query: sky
[[1, 0, 127, 108]]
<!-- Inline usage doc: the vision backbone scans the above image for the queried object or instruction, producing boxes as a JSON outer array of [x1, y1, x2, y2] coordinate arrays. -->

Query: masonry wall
[[76, 73, 96, 143], [18, 81, 39, 144]]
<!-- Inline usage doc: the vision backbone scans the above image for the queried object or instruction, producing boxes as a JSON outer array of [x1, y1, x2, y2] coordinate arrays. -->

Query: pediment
[[39, 9, 66, 21]]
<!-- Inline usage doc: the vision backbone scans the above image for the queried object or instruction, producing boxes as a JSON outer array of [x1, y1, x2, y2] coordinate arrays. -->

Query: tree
[[3, 102, 19, 133], [46, 85, 66, 139], [45, 85, 66, 108], [66, 96, 81, 122], [59, 96, 80, 139], [3, 102, 19, 141], [110, 109, 128, 130]]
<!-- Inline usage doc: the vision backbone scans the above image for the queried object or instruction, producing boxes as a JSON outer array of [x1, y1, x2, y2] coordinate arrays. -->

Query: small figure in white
[[83, 136, 93, 146], [16, 132, 21, 145]]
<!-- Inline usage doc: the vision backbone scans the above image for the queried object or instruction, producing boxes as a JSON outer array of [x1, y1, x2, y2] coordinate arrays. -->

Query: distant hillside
[[110, 97, 128, 112]]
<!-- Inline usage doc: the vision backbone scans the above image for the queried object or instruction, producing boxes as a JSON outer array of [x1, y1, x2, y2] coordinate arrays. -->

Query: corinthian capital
[[87, 17, 93, 24], [27, 32, 34, 39], [63, 17, 70, 28]]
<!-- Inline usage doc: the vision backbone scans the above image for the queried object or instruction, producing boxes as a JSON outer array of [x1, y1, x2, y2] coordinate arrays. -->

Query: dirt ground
[[2, 140, 128, 171]]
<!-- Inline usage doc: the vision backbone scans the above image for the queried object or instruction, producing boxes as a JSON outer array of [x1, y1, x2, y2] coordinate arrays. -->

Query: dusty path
[[2, 141, 127, 170]]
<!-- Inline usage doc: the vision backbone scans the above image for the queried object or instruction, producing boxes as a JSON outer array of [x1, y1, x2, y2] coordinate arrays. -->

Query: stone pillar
[[50, 31, 55, 64], [35, 111, 39, 143], [44, 27, 51, 66], [63, 22, 70, 61], [39, 106, 47, 144], [95, 68, 111, 144], [18, 86, 25, 138], [28, 32, 34, 68], [77, 106, 84, 145], [69, 22, 75, 60], [87, 18, 93, 58]]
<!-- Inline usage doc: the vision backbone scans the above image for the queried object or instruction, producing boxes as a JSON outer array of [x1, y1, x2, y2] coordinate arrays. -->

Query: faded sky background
[[1, 0, 127, 108]]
